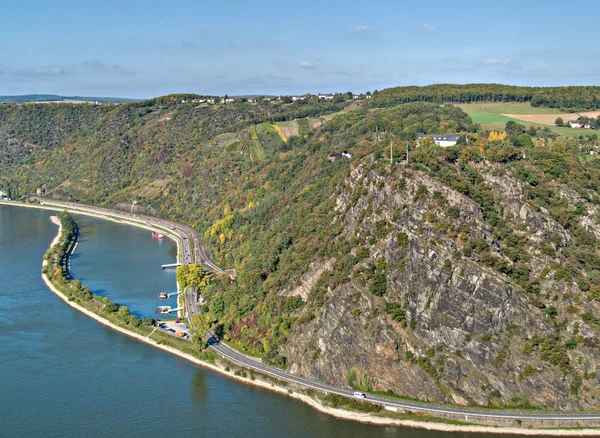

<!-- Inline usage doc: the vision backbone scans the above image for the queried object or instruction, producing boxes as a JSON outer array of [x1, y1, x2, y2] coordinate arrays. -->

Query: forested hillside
[[3, 90, 600, 410], [0, 95, 137, 104], [0, 103, 111, 171], [368, 84, 600, 111]]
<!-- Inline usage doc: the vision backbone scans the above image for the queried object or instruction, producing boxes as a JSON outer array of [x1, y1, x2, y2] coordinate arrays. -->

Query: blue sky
[[1, 0, 599, 98]]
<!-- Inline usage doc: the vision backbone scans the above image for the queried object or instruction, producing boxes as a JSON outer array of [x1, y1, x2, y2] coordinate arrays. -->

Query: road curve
[[22, 199, 600, 424], [32, 198, 230, 276], [207, 335, 600, 422]]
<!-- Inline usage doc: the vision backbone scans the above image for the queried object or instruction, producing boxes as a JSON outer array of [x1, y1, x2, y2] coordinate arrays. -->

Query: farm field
[[503, 110, 600, 126], [457, 102, 561, 116], [458, 103, 588, 137]]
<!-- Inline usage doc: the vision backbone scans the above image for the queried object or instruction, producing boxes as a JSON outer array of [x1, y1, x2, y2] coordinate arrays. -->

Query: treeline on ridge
[[368, 84, 600, 111]]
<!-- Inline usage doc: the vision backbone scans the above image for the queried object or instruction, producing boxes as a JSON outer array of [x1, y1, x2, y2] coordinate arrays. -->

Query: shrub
[[369, 273, 387, 296], [397, 232, 409, 247], [384, 302, 406, 322]]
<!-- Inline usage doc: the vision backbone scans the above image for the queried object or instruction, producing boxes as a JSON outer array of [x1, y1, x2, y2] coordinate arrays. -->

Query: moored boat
[[158, 292, 168, 299], [155, 305, 172, 314], [152, 232, 165, 239]]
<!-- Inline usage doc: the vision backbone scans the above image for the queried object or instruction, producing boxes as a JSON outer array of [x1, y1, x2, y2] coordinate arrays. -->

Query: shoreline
[[0, 200, 183, 263], [2, 201, 598, 435]]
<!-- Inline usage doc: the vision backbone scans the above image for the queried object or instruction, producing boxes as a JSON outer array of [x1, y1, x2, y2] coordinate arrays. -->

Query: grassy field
[[457, 102, 561, 116], [458, 103, 583, 137]]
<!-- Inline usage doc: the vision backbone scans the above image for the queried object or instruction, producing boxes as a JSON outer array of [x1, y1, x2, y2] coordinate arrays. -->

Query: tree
[[369, 273, 387, 296], [104, 302, 118, 313], [515, 134, 534, 148], [176, 264, 211, 291], [555, 117, 564, 127]]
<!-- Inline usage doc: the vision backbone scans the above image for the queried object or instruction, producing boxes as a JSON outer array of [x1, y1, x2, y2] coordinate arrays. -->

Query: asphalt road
[[207, 335, 600, 421], [24, 199, 600, 423], [32, 198, 226, 272]]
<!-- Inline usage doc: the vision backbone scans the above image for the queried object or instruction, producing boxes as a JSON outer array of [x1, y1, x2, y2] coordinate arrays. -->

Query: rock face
[[281, 163, 600, 410], [115, 201, 158, 217]]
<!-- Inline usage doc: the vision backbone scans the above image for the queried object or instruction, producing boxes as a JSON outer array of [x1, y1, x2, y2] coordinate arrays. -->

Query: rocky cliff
[[282, 161, 600, 410]]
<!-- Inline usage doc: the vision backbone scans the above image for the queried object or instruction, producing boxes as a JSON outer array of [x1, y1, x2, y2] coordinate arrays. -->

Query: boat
[[154, 306, 172, 314], [158, 292, 168, 300], [152, 232, 165, 239]]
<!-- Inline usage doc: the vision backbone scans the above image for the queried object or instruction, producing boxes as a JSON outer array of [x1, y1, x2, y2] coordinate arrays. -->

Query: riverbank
[[2, 201, 596, 435], [0, 200, 183, 265]]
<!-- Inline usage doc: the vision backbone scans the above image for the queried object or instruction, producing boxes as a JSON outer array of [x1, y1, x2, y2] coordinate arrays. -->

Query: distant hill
[[0, 94, 139, 104]]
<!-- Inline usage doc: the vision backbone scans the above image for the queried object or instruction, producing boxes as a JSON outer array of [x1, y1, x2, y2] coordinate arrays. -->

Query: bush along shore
[[42, 211, 214, 358], [39, 211, 600, 435]]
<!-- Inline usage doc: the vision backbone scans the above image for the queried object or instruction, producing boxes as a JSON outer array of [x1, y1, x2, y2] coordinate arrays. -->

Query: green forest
[[4, 86, 600, 408], [368, 84, 600, 111]]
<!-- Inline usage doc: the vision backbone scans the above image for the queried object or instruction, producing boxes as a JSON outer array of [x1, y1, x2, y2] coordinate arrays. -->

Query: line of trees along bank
[[42, 211, 216, 358], [43, 213, 161, 333], [367, 84, 600, 111]]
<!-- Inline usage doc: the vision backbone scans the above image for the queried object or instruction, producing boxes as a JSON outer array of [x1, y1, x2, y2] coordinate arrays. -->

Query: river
[[0, 204, 529, 437]]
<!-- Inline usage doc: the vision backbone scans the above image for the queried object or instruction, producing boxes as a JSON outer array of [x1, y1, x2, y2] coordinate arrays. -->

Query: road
[[184, 288, 201, 319], [21, 199, 600, 424], [206, 334, 600, 422], [32, 197, 231, 276]]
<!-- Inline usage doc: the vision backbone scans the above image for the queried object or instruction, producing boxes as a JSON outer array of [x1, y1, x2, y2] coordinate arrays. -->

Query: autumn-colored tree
[[488, 131, 508, 142], [176, 264, 211, 291]]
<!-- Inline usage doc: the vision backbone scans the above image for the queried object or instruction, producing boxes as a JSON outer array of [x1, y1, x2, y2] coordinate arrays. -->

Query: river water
[[0, 204, 529, 437]]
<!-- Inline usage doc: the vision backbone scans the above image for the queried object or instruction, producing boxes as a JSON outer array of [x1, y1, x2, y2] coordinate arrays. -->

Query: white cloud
[[298, 60, 315, 70], [352, 24, 371, 32], [482, 57, 514, 65], [423, 23, 436, 33]]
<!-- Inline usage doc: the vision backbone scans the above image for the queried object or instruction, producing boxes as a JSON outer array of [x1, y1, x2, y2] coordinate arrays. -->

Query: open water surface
[[0, 204, 534, 437]]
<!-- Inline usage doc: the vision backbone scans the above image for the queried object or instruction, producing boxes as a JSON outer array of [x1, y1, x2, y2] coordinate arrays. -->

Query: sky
[[1, 0, 599, 99]]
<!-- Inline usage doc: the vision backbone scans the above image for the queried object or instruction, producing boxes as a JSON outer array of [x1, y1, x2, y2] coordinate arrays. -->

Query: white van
[[353, 391, 366, 399]]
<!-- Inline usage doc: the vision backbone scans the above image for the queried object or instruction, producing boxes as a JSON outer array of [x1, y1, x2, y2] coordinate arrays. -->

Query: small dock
[[158, 292, 180, 299], [161, 263, 182, 269]]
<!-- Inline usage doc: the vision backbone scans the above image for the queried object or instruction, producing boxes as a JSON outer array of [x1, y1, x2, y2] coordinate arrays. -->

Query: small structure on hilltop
[[570, 120, 591, 129], [318, 93, 334, 100], [417, 134, 463, 147]]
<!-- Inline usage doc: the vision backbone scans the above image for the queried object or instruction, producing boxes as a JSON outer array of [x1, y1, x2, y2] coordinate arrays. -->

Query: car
[[353, 392, 366, 399]]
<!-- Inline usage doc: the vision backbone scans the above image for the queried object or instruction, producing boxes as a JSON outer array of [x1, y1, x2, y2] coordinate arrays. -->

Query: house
[[192, 98, 206, 103], [318, 93, 334, 100], [224, 97, 235, 103], [207, 98, 216, 104], [342, 151, 352, 159], [365, 95, 372, 99], [292, 96, 306, 101], [248, 98, 256, 103], [353, 95, 360, 99], [417, 134, 463, 147], [570, 120, 591, 129]]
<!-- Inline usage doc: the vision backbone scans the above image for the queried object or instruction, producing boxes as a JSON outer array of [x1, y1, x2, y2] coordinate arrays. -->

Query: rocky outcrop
[[282, 163, 600, 410]]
